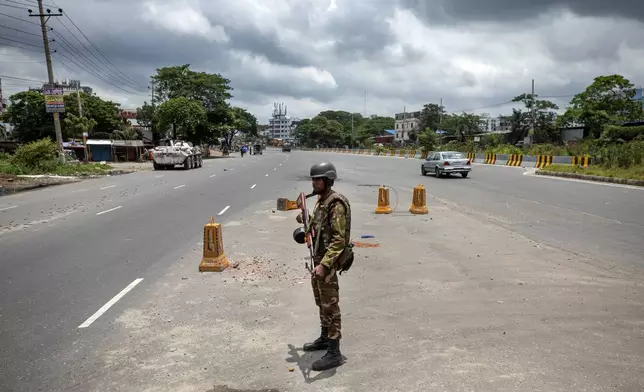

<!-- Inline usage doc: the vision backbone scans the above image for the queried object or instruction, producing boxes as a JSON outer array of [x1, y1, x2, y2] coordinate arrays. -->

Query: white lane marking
[[155, 175, 164, 178], [230, 168, 235, 171], [273, 168, 276, 171], [210, 174, 216, 178], [218, 205, 230, 215], [0, 205, 18, 212], [78, 278, 144, 328], [265, 174, 269, 177], [250, 184, 256, 189], [279, 163, 282, 166], [174, 184, 186, 189], [99, 185, 116, 190], [243, 164, 247, 167], [96, 206, 123, 216]]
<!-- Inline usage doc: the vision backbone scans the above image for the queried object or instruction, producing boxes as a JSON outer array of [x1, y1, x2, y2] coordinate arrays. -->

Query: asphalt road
[[0, 150, 293, 391], [0, 149, 642, 391], [323, 153, 644, 269]]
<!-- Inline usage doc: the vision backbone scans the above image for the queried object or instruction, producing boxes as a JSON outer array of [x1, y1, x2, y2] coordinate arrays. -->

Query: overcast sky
[[1, 0, 643, 123]]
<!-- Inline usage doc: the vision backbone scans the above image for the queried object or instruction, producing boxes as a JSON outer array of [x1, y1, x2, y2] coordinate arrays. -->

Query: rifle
[[277, 192, 316, 275]]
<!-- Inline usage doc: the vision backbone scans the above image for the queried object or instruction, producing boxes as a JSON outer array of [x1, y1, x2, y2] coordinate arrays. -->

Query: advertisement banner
[[43, 84, 65, 113]]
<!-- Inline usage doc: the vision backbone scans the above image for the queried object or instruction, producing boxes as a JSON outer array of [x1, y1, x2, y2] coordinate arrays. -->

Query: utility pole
[[75, 83, 83, 117], [0, 78, 6, 141], [530, 79, 536, 145], [439, 97, 443, 127], [364, 90, 367, 117], [149, 80, 155, 105], [29, 1, 64, 154], [149, 80, 155, 140]]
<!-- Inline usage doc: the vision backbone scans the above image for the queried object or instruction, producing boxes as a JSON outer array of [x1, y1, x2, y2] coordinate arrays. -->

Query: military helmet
[[310, 162, 337, 180]]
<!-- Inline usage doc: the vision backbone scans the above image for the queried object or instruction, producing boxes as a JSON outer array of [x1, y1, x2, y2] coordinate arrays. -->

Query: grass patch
[[0, 159, 112, 176], [540, 164, 644, 181]]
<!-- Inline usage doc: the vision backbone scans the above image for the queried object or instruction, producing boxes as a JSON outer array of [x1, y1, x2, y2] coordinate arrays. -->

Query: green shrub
[[485, 144, 522, 155], [442, 141, 468, 152], [602, 125, 644, 142], [526, 144, 569, 156], [373, 145, 388, 155], [10, 138, 58, 169]]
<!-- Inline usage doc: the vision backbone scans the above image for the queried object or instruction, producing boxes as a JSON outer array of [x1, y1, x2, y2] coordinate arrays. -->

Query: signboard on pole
[[43, 84, 65, 113]]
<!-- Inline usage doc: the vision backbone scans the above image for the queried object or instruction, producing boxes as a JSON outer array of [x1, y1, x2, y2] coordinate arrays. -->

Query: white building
[[268, 102, 297, 140], [477, 113, 512, 134], [394, 110, 421, 141], [478, 113, 495, 133]]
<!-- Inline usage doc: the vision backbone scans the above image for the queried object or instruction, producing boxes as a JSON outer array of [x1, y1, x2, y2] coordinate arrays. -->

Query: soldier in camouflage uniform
[[297, 161, 351, 371]]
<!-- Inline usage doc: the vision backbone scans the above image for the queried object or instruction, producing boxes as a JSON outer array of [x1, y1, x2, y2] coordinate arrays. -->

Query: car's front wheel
[[461, 172, 469, 178], [421, 165, 427, 176]]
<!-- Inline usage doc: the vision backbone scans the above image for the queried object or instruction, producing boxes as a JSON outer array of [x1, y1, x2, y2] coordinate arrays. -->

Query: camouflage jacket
[[307, 190, 351, 269]]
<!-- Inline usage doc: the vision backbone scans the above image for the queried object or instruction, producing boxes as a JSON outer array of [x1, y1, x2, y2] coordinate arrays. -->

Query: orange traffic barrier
[[409, 184, 429, 214], [375, 186, 392, 214], [199, 217, 230, 272]]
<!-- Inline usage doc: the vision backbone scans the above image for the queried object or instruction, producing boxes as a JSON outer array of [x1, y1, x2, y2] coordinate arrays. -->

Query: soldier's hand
[[313, 264, 326, 279], [296, 213, 303, 224]]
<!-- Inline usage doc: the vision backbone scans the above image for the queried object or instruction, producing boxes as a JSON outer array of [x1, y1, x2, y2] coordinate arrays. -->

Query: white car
[[421, 151, 472, 178]]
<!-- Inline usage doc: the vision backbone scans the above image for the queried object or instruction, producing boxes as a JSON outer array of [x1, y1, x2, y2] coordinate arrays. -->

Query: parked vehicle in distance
[[282, 143, 292, 152], [421, 151, 471, 178], [253, 143, 263, 155]]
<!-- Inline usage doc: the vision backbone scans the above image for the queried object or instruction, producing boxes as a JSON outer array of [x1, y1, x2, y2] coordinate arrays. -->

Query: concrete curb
[[536, 169, 644, 186], [107, 169, 139, 175], [0, 170, 138, 197], [0, 180, 79, 197]]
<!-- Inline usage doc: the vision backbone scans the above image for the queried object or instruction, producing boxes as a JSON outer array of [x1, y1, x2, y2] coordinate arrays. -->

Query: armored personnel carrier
[[151, 140, 203, 170]]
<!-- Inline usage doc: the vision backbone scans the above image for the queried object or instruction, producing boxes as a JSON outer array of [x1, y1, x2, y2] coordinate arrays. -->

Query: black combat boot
[[303, 327, 330, 351], [311, 338, 343, 371]]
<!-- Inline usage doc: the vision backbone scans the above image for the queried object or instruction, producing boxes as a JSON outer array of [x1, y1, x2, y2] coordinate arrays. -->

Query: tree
[[561, 74, 644, 138], [500, 109, 531, 145], [218, 106, 258, 148], [136, 100, 155, 126], [293, 115, 344, 147], [111, 127, 141, 140], [418, 128, 438, 151], [155, 97, 207, 143], [151, 64, 235, 143], [64, 92, 121, 134], [1, 91, 56, 142], [504, 93, 559, 144], [317, 110, 363, 146], [441, 112, 481, 142], [63, 113, 97, 139], [356, 116, 394, 145], [418, 103, 446, 131], [152, 65, 233, 109]]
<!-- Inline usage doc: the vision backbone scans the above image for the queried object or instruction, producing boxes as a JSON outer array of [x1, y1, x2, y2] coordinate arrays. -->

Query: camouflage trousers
[[311, 268, 342, 340]]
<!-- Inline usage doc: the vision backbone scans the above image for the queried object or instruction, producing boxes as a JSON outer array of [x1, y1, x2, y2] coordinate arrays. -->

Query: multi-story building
[[478, 113, 497, 133], [29, 79, 93, 96], [257, 124, 270, 137], [394, 110, 421, 141], [268, 102, 296, 140]]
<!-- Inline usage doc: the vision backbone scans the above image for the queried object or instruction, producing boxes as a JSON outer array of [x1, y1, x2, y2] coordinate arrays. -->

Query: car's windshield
[[442, 153, 465, 159]]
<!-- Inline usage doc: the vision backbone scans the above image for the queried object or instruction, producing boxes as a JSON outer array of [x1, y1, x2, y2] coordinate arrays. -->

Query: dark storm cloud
[[3, 0, 642, 120], [399, 0, 644, 24], [222, 25, 310, 68], [325, 3, 398, 59]]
